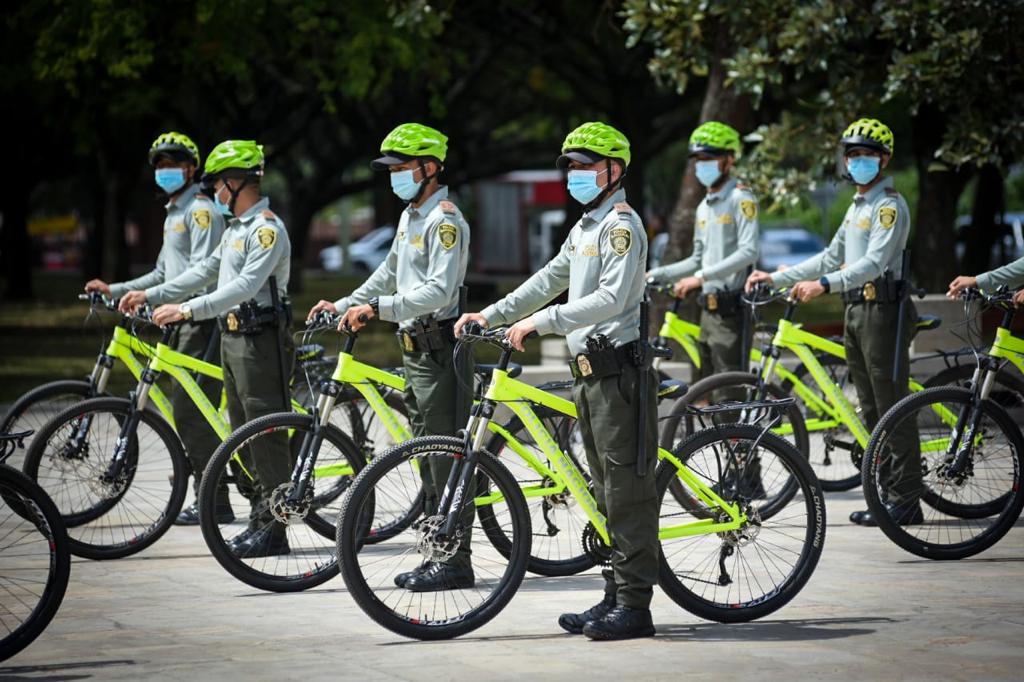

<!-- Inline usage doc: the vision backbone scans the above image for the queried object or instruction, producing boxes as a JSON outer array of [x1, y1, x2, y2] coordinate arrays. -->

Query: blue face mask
[[390, 169, 423, 201], [155, 168, 187, 194], [694, 159, 722, 188], [214, 187, 233, 216], [847, 156, 881, 185], [567, 170, 605, 205]]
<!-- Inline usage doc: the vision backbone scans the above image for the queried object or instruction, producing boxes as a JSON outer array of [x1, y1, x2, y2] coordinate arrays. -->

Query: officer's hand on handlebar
[[455, 313, 488, 337], [1013, 288, 1024, 308], [84, 279, 111, 297], [505, 318, 537, 352], [790, 280, 826, 302], [118, 290, 147, 315], [152, 304, 184, 327], [308, 299, 338, 322], [673, 275, 704, 299], [745, 269, 773, 292], [340, 304, 374, 332], [947, 275, 978, 300]]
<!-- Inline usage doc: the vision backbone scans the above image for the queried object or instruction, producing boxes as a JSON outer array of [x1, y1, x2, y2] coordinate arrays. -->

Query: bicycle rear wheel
[[199, 412, 364, 592], [0, 464, 71, 661], [1, 380, 95, 469], [658, 424, 826, 623], [337, 436, 530, 640], [22, 397, 188, 560], [862, 387, 1024, 559]]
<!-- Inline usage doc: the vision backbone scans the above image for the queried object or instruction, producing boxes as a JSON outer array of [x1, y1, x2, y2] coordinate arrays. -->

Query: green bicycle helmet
[[148, 131, 200, 167], [841, 118, 894, 156], [201, 140, 265, 187], [371, 123, 448, 169], [688, 121, 742, 157], [556, 121, 631, 168]]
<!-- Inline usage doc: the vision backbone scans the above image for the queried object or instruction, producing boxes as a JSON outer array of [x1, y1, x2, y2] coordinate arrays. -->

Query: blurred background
[[2, 0, 1023, 401]]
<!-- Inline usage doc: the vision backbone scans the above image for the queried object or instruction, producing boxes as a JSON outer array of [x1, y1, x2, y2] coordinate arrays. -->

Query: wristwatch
[[818, 277, 831, 293], [368, 297, 380, 315], [180, 302, 193, 321]]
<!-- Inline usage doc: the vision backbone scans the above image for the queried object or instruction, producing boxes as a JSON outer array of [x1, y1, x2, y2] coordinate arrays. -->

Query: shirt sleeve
[[772, 227, 845, 288], [825, 198, 906, 292], [109, 248, 166, 299], [648, 225, 703, 282], [145, 202, 226, 305], [378, 218, 465, 322], [188, 223, 286, 321], [701, 192, 759, 281], [532, 217, 643, 336], [976, 255, 1024, 291], [334, 237, 399, 312], [481, 235, 572, 326]]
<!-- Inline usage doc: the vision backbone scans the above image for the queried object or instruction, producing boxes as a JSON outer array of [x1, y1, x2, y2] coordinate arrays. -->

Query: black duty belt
[[397, 317, 457, 353], [841, 278, 905, 305], [569, 341, 639, 380], [218, 302, 291, 335], [698, 289, 742, 316]]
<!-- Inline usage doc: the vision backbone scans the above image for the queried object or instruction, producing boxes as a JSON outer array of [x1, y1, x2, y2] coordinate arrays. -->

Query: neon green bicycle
[[336, 323, 826, 640]]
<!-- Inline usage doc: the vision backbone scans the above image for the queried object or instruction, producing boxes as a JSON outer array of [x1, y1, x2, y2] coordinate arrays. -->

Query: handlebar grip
[[462, 321, 484, 337], [78, 293, 90, 301]]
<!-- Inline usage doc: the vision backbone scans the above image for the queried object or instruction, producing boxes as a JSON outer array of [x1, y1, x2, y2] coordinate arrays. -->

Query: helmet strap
[[409, 159, 440, 205], [583, 159, 624, 212]]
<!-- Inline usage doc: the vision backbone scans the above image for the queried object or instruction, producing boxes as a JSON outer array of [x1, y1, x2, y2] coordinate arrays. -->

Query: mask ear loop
[[409, 159, 441, 205], [583, 158, 624, 212]]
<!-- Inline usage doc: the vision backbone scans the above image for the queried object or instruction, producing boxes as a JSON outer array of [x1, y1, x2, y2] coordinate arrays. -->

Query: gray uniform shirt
[[976, 255, 1024, 291], [481, 189, 647, 356], [160, 197, 291, 321], [648, 177, 759, 292], [109, 184, 225, 305], [772, 177, 910, 291], [334, 186, 469, 327]]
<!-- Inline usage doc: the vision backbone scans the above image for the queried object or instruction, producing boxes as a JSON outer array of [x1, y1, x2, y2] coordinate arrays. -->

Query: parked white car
[[319, 225, 396, 273]]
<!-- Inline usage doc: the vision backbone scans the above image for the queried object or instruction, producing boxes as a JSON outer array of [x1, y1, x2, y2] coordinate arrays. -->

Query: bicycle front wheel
[[862, 387, 1024, 560], [658, 424, 826, 623], [199, 412, 364, 592], [337, 436, 531, 640], [0, 464, 71, 661], [22, 397, 188, 560]]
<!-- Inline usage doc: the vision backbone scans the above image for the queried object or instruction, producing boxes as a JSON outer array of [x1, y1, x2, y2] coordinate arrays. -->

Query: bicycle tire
[[862, 386, 1024, 559], [657, 424, 826, 622], [1, 380, 96, 468], [0, 464, 71, 661], [22, 397, 188, 560], [659, 372, 807, 519], [198, 411, 364, 592], [337, 436, 531, 640]]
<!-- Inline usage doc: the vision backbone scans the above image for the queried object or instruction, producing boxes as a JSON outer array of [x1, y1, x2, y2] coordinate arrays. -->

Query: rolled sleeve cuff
[[975, 273, 993, 291], [333, 296, 350, 312], [377, 295, 397, 323], [531, 308, 555, 336], [480, 304, 505, 327], [108, 283, 128, 299], [824, 271, 845, 293], [188, 296, 215, 322], [144, 286, 165, 307], [769, 271, 795, 288]]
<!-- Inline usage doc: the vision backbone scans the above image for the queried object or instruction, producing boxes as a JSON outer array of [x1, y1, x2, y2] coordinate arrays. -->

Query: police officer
[[457, 122, 658, 640], [85, 132, 228, 526], [152, 140, 294, 557], [648, 121, 759, 379], [948, 256, 1024, 303], [747, 118, 921, 526], [308, 123, 473, 592]]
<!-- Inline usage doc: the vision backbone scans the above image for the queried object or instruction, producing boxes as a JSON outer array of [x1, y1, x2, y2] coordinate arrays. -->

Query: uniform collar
[[583, 188, 627, 225], [165, 183, 200, 212], [236, 197, 271, 225], [706, 176, 737, 205], [408, 185, 448, 218], [853, 176, 893, 204]]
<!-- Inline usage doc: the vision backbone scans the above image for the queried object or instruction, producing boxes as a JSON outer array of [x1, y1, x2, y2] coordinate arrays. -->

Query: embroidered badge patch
[[438, 223, 458, 250], [610, 227, 631, 256], [257, 227, 277, 250], [878, 206, 897, 229], [740, 200, 757, 220], [582, 244, 599, 257], [192, 209, 211, 229]]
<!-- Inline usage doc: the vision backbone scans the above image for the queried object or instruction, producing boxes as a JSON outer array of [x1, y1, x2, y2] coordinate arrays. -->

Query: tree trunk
[[962, 164, 1004, 275], [287, 202, 317, 295], [910, 108, 970, 292], [0, 177, 33, 300]]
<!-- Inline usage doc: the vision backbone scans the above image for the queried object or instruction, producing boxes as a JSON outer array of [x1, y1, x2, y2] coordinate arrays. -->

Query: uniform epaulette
[[736, 182, 750, 190], [192, 193, 212, 203], [439, 200, 457, 215], [614, 202, 633, 214], [884, 187, 900, 197], [261, 209, 278, 221]]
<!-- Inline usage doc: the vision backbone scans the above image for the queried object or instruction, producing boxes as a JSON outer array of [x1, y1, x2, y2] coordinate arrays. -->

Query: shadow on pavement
[[652, 616, 891, 641], [0, 659, 136, 681]]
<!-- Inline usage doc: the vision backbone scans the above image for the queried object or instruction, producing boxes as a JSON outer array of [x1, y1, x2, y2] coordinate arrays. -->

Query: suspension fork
[[436, 397, 494, 541], [99, 368, 157, 484], [89, 352, 116, 395], [946, 359, 997, 478], [288, 379, 341, 503]]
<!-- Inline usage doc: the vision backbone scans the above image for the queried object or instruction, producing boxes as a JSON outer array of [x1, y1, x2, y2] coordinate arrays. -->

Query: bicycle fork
[[944, 360, 998, 482], [286, 380, 341, 505], [99, 368, 158, 487], [434, 399, 493, 544]]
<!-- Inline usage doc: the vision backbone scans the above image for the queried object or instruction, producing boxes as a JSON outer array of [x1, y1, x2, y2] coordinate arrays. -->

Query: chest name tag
[[717, 213, 733, 225], [172, 222, 186, 233], [232, 239, 244, 252], [582, 244, 599, 257], [409, 233, 424, 249], [857, 217, 871, 229]]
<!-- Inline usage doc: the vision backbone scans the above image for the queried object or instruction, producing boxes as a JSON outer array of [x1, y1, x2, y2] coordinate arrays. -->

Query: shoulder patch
[[438, 223, 458, 250], [609, 226, 632, 256], [256, 226, 277, 250], [739, 199, 757, 220], [439, 200, 457, 215], [878, 205, 898, 229], [192, 208, 212, 230]]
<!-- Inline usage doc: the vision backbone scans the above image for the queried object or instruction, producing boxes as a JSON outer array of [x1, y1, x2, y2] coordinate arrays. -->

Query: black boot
[[850, 501, 924, 527], [582, 606, 656, 641], [175, 502, 235, 526], [404, 562, 474, 592], [394, 561, 432, 588], [230, 527, 290, 558], [558, 594, 616, 635]]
